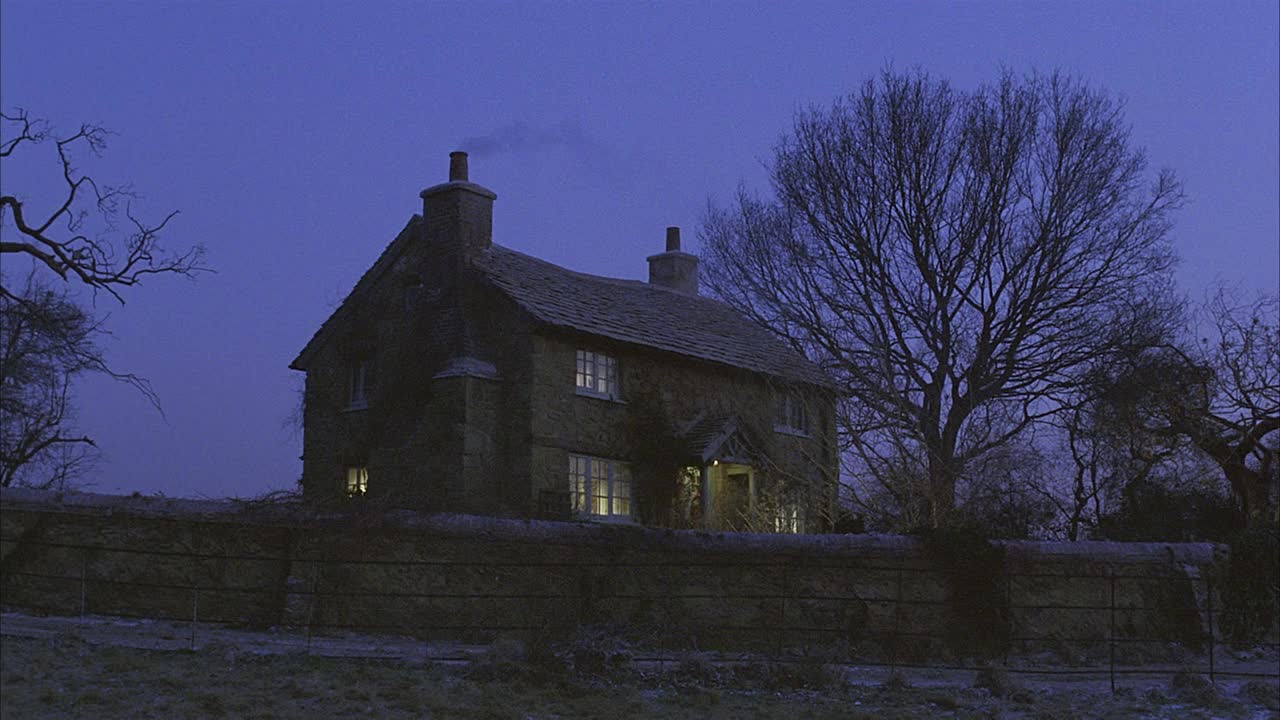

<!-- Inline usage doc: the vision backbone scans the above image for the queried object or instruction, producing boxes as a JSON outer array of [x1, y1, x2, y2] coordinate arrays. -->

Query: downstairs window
[[569, 454, 632, 518], [344, 466, 369, 496]]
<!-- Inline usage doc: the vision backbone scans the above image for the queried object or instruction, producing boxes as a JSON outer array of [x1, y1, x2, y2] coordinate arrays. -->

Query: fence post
[[1003, 574, 1012, 668], [776, 563, 787, 658], [890, 567, 903, 673], [1206, 575, 1215, 686], [190, 586, 199, 650], [1109, 572, 1116, 694], [306, 554, 321, 654], [79, 550, 87, 624]]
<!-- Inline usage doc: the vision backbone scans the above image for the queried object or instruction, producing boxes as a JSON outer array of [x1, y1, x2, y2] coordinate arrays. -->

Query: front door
[[705, 463, 754, 530], [722, 472, 751, 523]]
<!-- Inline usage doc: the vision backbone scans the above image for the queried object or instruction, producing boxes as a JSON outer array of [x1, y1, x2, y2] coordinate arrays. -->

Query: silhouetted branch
[[0, 108, 208, 303]]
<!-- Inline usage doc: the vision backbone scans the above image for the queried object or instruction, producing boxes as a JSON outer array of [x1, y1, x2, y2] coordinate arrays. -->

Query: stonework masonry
[[0, 488, 1230, 660]]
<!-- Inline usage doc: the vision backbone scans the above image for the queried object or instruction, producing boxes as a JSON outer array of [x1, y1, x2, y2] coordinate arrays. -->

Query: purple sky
[[2, 1, 1277, 499]]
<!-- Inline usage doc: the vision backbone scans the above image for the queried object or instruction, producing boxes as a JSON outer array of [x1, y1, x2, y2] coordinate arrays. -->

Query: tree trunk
[[927, 459, 958, 527]]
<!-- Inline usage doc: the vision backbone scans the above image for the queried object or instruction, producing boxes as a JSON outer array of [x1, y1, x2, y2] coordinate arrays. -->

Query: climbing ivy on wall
[[624, 397, 687, 526], [917, 522, 1010, 658], [1220, 525, 1280, 643]]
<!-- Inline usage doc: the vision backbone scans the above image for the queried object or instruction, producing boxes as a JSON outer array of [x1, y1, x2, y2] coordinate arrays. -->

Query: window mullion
[[607, 462, 615, 515]]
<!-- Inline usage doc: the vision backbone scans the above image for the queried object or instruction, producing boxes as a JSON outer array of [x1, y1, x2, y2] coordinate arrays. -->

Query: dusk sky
[[2, 1, 1277, 500]]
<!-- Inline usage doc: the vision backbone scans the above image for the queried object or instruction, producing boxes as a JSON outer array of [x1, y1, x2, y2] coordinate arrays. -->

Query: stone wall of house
[[298, 223, 540, 515], [527, 330, 837, 525], [298, 221, 464, 499], [464, 285, 537, 517], [1, 489, 1230, 661]]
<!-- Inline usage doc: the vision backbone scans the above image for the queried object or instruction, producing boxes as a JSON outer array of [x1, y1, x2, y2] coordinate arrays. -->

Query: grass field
[[1, 635, 1276, 719]]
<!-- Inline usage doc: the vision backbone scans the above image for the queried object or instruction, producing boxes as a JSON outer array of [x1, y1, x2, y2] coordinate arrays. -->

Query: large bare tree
[[700, 70, 1183, 525], [0, 108, 205, 485]]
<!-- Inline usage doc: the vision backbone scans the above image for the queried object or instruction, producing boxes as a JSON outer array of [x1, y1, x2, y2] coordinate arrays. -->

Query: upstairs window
[[774, 391, 809, 435], [575, 350, 619, 399], [403, 275, 424, 310], [569, 454, 632, 518], [344, 466, 369, 496], [348, 359, 372, 409]]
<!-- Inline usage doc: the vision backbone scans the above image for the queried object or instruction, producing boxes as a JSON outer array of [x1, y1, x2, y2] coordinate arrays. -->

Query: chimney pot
[[449, 151, 469, 182], [421, 151, 496, 255], [648, 225, 699, 295]]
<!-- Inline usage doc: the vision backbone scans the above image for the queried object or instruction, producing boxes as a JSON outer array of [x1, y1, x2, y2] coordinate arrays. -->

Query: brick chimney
[[647, 226, 699, 295], [420, 151, 497, 255]]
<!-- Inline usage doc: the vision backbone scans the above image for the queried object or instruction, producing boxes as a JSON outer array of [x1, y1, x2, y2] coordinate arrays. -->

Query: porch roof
[[678, 412, 753, 465]]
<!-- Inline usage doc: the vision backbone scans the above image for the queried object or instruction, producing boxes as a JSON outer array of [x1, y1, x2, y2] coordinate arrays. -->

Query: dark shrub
[[973, 667, 1020, 698], [1170, 670, 1222, 707], [1097, 478, 1240, 542], [917, 522, 1009, 659], [1220, 525, 1280, 643]]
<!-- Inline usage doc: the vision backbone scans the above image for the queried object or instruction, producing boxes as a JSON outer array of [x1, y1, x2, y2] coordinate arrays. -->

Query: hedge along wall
[[0, 487, 1222, 660]]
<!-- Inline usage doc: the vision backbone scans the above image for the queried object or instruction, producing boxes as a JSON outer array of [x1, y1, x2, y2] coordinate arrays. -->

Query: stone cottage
[[290, 153, 837, 532]]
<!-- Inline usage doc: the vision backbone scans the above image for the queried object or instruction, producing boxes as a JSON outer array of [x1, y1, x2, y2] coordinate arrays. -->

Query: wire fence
[[1, 532, 1276, 692]]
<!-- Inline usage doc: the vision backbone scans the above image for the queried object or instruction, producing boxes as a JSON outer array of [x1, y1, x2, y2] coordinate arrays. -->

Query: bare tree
[[1036, 399, 1177, 541], [1, 108, 205, 302], [700, 69, 1183, 525], [0, 274, 115, 486], [1097, 291, 1279, 525], [0, 108, 205, 485]]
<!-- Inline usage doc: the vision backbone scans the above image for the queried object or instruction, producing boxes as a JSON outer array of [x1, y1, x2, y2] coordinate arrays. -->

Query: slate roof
[[292, 216, 830, 387], [474, 245, 829, 386]]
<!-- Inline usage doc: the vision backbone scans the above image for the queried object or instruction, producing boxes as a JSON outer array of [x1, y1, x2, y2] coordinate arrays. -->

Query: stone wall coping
[[1, 487, 1220, 567], [0, 486, 320, 528]]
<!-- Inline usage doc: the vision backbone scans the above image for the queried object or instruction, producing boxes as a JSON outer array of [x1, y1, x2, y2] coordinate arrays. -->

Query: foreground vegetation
[[2, 635, 1276, 719]]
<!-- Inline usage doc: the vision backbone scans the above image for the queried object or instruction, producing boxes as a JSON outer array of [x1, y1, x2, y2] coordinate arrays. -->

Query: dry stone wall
[[0, 488, 1221, 660]]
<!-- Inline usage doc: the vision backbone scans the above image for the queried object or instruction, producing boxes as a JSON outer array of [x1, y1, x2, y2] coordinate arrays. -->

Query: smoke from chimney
[[459, 121, 593, 158]]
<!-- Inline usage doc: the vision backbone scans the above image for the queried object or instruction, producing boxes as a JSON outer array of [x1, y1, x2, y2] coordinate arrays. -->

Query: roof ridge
[[487, 243, 740, 306]]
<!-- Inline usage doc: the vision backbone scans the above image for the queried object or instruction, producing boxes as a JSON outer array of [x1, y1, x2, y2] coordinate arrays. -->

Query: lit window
[[349, 359, 371, 408], [569, 454, 632, 518], [575, 350, 619, 399], [345, 466, 369, 495], [774, 391, 809, 435], [774, 502, 801, 534]]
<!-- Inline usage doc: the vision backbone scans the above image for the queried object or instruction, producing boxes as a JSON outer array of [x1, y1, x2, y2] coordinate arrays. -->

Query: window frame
[[402, 275, 425, 311], [773, 390, 810, 436], [575, 349, 621, 401], [348, 359, 371, 410], [774, 501, 802, 534], [568, 454, 633, 520], [772, 483, 806, 534], [344, 465, 369, 496]]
